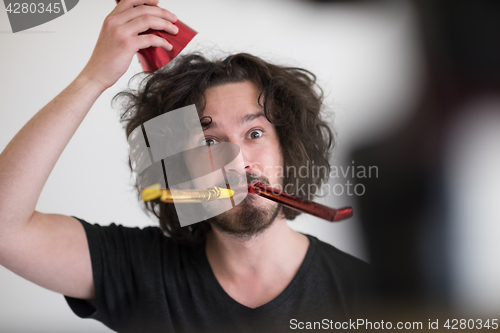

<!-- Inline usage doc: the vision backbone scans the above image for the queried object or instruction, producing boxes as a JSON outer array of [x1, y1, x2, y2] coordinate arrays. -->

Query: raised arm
[[0, 0, 178, 300]]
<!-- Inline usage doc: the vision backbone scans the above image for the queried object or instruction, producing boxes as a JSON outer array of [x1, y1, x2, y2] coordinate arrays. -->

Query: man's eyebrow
[[201, 112, 266, 131], [239, 112, 266, 125]]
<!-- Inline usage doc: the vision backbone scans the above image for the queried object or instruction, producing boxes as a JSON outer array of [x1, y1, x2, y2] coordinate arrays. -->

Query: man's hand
[[80, 0, 178, 90]]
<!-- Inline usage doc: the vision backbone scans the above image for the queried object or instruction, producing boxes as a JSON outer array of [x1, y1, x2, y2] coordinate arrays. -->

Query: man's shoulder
[[72, 216, 205, 272], [301, 234, 375, 317], [304, 233, 371, 275], [72, 216, 192, 254], [74, 216, 164, 239]]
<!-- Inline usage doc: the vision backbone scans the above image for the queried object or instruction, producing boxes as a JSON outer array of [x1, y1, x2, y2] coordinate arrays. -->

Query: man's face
[[194, 80, 284, 237]]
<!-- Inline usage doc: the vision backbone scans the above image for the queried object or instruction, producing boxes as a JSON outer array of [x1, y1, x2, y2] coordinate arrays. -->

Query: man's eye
[[248, 129, 263, 139], [201, 138, 219, 146]]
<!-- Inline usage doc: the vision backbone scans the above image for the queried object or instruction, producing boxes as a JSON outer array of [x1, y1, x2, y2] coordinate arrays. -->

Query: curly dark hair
[[115, 53, 334, 244]]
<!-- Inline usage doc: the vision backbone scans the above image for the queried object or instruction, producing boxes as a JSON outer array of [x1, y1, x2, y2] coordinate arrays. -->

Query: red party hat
[[115, 1, 197, 72]]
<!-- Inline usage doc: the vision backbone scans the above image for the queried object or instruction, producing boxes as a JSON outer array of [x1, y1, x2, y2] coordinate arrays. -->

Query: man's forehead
[[202, 111, 266, 131], [203, 81, 261, 109]]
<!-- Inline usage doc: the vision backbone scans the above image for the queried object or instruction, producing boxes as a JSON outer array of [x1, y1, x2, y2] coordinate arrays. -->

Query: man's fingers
[[135, 34, 172, 51], [113, 5, 177, 27], [113, 0, 159, 14], [123, 15, 179, 36]]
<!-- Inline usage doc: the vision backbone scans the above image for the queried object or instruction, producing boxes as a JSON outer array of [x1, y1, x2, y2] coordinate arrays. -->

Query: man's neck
[[205, 216, 310, 284]]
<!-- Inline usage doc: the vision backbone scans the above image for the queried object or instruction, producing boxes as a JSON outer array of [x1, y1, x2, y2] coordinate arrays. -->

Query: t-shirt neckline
[[198, 233, 317, 314]]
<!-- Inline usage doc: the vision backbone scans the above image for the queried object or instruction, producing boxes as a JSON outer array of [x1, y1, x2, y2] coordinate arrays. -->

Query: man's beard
[[207, 173, 281, 239]]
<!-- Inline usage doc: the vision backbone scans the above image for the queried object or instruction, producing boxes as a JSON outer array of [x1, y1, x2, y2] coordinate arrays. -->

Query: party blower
[[141, 181, 353, 223], [142, 184, 235, 203], [118, 0, 354, 223]]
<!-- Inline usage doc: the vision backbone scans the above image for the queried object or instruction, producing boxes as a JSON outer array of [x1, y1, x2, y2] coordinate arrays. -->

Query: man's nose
[[223, 135, 251, 170], [240, 148, 262, 179], [240, 147, 252, 171]]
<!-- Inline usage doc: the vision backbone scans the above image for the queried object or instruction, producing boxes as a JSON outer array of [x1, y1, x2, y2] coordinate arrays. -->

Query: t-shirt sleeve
[[64, 216, 165, 330]]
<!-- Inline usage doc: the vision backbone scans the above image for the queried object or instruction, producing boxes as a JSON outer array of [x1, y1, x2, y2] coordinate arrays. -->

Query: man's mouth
[[229, 185, 249, 193], [212, 172, 271, 196]]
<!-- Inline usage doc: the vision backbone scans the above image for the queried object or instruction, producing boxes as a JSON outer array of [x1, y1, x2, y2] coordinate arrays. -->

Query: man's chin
[[207, 197, 280, 238]]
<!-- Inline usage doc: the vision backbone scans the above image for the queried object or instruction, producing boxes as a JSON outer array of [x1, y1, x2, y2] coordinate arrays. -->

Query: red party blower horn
[[115, 0, 197, 72], [249, 182, 354, 222]]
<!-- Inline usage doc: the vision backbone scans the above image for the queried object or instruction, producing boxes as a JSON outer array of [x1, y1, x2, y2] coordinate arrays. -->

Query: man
[[0, 0, 371, 332]]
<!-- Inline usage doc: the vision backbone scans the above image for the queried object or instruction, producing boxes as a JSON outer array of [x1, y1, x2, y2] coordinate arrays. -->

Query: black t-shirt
[[65, 217, 372, 333]]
